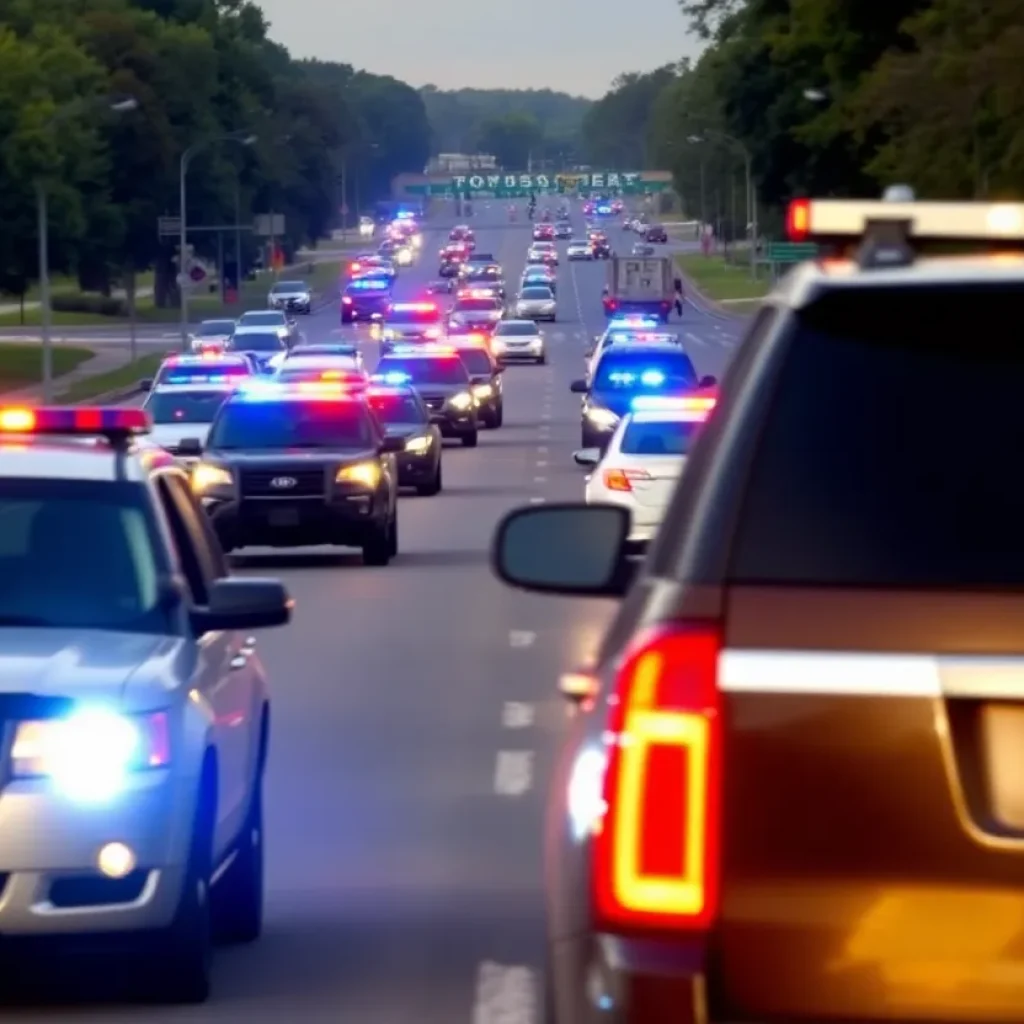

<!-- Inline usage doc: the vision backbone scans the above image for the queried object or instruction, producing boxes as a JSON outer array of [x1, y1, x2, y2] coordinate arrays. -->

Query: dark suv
[[490, 198, 1024, 1024]]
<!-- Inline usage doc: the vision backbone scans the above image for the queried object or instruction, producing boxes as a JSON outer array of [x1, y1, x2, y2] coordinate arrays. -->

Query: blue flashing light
[[350, 277, 389, 290], [640, 370, 665, 386], [610, 314, 659, 327], [165, 373, 239, 385], [379, 371, 411, 384]]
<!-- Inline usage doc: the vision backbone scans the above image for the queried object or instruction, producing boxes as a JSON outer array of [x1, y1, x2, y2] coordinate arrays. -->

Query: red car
[[533, 224, 555, 241]]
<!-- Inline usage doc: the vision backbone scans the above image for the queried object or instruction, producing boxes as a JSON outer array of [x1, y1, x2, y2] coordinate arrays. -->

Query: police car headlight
[[11, 708, 170, 802], [405, 434, 432, 453], [411, 234, 422, 248], [472, 383, 493, 398], [491, 339, 506, 352], [336, 461, 380, 488], [382, 329, 395, 340], [586, 406, 620, 428], [449, 391, 473, 410], [396, 248, 412, 265], [191, 463, 233, 491]]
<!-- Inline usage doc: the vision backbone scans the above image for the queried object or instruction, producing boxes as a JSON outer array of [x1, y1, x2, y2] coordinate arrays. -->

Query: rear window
[[730, 284, 1024, 587], [454, 298, 500, 311], [230, 332, 282, 352], [620, 419, 700, 456], [375, 357, 469, 386], [521, 288, 553, 299], [494, 322, 537, 336]]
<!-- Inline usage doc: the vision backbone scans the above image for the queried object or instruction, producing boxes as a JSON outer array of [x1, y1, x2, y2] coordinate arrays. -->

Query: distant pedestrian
[[673, 276, 684, 316]]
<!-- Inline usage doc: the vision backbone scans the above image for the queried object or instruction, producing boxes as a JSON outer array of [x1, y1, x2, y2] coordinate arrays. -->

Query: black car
[[227, 330, 289, 373], [341, 275, 392, 322], [570, 344, 716, 450], [438, 258, 461, 278], [645, 223, 669, 243], [191, 384, 403, 563], [454, 344, 503, 428], [373, 349, 479, 446], [460, 265, 505, 298], [554, 221, 573, 239], [366, 385, 443, 495]]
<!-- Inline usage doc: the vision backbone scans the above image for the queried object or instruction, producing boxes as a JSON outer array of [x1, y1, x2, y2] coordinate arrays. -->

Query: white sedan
[[574, 395, 716, 549], [490, 319, 546, 364], [566, 239, 593, 260]]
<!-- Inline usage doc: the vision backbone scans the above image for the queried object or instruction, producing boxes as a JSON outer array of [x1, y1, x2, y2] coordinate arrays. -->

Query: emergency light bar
[[0, 406, 150, 438], [350, 278, 389, 290], [237, 379, 355, 400], [164, 372, 246, 385], [787, 197, 1024, 245], [388, 344, 457, 356], [166, 353, 246, 365], [391, 302, 436, 312], [609, 369, 666, 386], [631, 395, 716, 414], [377, 371, 411, 384], [609, 315, 659, 327]]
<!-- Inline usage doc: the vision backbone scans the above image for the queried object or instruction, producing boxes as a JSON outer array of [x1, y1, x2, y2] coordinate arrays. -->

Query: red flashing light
[[787, 198, 810, 241], [592, 625, 722, 933], [0, 406, 150, 436]]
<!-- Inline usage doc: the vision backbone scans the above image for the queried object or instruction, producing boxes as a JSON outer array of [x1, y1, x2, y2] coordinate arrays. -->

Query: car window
[[521, 288, 553, 299], [208, 400, 377, 449], [367, 392, 427, 424], [730, 284, 1024, 587], [457, 349, 493, 375], [146, 390, 231, 423], [620, 419, 701, 456], [494, 322, 536, 336], [231, 332, 283, 352], [238, 312, 284, 326], [0, 479, 171, 633], [376, 357, 469, 386], [454, 299, 500, 311]]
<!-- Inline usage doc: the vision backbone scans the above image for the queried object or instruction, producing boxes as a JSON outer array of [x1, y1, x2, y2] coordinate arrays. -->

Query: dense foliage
[[581, 0, 1024, 227], [0, 0, 431, 301], [420, 87, 591, 167]]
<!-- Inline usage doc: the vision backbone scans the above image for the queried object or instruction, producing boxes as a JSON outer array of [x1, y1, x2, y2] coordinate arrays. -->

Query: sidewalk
[[2, 346, 153, 403]]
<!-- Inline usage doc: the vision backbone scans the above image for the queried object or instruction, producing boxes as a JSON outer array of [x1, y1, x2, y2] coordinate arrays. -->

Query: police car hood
[[150, 422, 212, 449], [213, 448, 379, 467], [382, 422, 422, 439], [407, 381, 465, 401], [590, 391, 646, 418], [0, 627, 182, 705]]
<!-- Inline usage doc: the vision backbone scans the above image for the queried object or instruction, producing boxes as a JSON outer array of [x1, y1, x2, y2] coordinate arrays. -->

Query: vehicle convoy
[[0, 405, 292, 1002], [493, 194, 1024, 1024], [602, 254, 675, 320]]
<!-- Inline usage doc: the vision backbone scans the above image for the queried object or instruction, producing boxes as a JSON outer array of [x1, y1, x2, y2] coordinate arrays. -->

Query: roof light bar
[[392, 302, 436, 312], [631, 395, 717, 413], [0, 406, 150, 437]]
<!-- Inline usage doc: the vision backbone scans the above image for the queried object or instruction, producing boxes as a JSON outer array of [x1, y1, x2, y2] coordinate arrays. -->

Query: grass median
[[0, 344, 94, 393], [56, 352, 165, 403], [675, 253, 770, 303]]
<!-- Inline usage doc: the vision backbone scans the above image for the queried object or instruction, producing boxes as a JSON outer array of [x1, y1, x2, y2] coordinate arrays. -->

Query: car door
[[155, 472, 254, 851]]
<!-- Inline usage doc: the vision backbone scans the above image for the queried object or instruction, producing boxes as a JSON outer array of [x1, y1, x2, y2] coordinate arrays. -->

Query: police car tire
[[417, 463, 442, 496], [212, 773, 264, 944], [362, 520, 392, 566], [461, 431, 478, 448], [388, 514, 399, 557]]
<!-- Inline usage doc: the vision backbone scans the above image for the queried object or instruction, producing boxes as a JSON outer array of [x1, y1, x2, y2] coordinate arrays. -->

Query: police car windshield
[[0, 480, 170, 634], [455, 298, 500, 311], [494, 322, 536, 336], [621, 419, 701, 456], [388, 307, 441, 325], [231, 332, 283, 352], [521, 288, 552, 299], [377, 357, 469, 386], [368, 393, 426, 424], [593, 350, 698, 391], [238, 312, 285, 326], [270, 281, 306, 293], [153, 362, 249, 386], [208, 400, 376, 450], [196, 320, 235, 336], [457, 349, 492, 375], [147, 390, 230, 423], [466, 268, 500, 279]]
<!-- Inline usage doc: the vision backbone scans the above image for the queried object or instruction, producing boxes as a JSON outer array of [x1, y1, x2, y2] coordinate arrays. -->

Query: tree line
[[0, 0, 433, 305], [420, 86, 592, 169], [581, 0, 1024, 235]]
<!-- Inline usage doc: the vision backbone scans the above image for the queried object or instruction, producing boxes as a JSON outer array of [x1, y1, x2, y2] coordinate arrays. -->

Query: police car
[[191, 379, 403, 562], [142, 353, 254, 393], [575, 394, 715, 551], [0, 404, 291, 1001], [585, 317, 682, 381], [366, 385, 443, 495], [380, 301, 445, 351], [341, 274, 391, 323]]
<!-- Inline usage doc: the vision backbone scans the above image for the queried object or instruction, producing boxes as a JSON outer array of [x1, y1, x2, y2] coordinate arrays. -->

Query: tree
[[474, 112, 544, 169]]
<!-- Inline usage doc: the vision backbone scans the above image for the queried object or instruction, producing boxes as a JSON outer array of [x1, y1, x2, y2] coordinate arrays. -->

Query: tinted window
[[0, 479, 170, 633], [388, 307, 441, 324], [231, 332, 283, 352], [196, 321, 235, 336], [208, 400, 376, 450], [238, 312, 285, 327], [454, 299, 500, 311], [289, 345, 356, 358], [521, 288, 553, 299], [730, 285, 1024, 587], [593, 351, 697, 391], [458, 349, 493, 375], [494, 322, 537, 336], [271, 281, 306, 292], [367, 392, 426, 424], [620, 419, 701, 456], [376, 357, 469, 386], [146, 390, 230, 423]]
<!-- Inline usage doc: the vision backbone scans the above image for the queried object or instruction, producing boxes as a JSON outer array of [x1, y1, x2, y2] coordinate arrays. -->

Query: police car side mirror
[[380, 436, 405, 453], [139, 378, 153, 392], [193, 578, 292, 633], [570, 379, 588, 393], [178, 438, 202, 457], [573, 448, 600, 467], [699, 374, 717, 388]]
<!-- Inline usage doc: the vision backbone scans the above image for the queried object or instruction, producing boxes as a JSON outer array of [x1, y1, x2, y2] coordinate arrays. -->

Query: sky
[[255, 0, 700, 98]]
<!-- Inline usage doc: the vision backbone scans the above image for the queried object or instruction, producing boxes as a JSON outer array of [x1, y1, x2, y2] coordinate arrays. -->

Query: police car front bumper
[[0, 768, 193, 936], [423, 405, 477, 437]]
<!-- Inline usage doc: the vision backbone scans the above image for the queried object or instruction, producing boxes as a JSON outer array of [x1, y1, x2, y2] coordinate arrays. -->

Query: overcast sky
[[255, 0, 699, 98]]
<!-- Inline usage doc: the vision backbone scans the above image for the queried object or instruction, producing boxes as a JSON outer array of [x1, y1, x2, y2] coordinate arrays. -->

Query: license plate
[[268, 508, 300, 527]]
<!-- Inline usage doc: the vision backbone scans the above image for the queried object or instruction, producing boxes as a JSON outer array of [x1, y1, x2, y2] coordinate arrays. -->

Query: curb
[[673, 257, 760, 322]]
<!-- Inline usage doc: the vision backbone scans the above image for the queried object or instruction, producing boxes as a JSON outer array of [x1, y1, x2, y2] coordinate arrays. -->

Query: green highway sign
[[765, 242, 818, 263], [401, 171, 669, 197]]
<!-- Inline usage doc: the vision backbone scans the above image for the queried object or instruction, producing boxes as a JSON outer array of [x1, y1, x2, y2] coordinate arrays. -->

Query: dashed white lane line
[[494, 751, 534, 795], [473, 962, 537, 1024], [502, 701, 535, 728], [508, 630, 536, 647], [534, 476, 547, 484], [686, 332, 706, 347], [537, 446, 548, 453], [536, 459, 548, 467], [529, 496, 546, 504]]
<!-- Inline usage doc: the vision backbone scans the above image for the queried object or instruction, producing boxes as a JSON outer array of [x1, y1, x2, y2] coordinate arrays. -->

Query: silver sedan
[[514, 285, 556, 322]]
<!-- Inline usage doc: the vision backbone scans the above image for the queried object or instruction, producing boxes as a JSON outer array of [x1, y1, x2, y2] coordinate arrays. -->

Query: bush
[[51, 293, 127, 316]]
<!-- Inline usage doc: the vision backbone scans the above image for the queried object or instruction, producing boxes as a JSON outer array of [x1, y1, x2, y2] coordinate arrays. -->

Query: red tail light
[[593, 625, 722, 932], [602, 467, 649, 491], [786, 198, 810, 241]]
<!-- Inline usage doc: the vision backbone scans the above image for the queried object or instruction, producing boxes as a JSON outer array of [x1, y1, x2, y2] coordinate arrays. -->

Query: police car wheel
[[494, 405, 504, 428], [146, 762, 215, 1002], [417, 461, 442, 496], [362, 518, 393, 566], [388, 513, 399, 557], [536, 355, 547, 365], [461, 431, 478, 448]]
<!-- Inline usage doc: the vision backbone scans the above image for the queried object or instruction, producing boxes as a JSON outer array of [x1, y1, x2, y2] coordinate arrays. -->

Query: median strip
[[0, 344, 94, 394], [56, 353, 165, 404]]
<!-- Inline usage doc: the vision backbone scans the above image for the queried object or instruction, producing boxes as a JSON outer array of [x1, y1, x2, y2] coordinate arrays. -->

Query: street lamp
[[36, 94, 138, 401], [179, 131, 256, 349]]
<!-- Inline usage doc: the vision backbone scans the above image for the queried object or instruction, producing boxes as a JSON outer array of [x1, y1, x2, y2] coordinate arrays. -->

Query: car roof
[[0, 437, 175, 482], [151, 382, 239, 394]]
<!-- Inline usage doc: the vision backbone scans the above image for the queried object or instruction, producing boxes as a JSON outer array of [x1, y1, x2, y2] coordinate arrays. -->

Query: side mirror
[[380, 435, 405, 453], [700, 374, 717, 388], [177, 438, 202, 457], [573, 448, 600, 467], [491, 502, 632, 597], [139, 378, 153, 391], [192, 577, 292, 633], [570, 379, 588, 394]]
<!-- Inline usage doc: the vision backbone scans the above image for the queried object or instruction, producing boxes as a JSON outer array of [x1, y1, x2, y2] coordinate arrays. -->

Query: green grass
[[0, 270, 156, 305], [0, 344, 94, 392], [55, 352, 164, 403], [675, 253, 771, 302]]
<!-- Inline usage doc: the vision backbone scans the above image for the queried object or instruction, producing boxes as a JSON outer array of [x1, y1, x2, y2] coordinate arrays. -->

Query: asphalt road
[[7, 200, 744, 1021]]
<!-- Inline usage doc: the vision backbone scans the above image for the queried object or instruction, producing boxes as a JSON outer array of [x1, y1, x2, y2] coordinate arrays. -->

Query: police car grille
[[241, 469, 325, 497], [423, 398, 445, 411]]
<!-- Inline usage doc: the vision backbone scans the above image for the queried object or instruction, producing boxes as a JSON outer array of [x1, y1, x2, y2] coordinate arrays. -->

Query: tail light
[[342, 296, 352, 304], [602, 467, 649, 491], [593, 625, 722, 932]]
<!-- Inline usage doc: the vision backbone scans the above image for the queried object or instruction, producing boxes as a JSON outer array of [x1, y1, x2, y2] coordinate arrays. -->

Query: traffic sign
[[189, 265, 206, 283], [765, 242, 818, 263]]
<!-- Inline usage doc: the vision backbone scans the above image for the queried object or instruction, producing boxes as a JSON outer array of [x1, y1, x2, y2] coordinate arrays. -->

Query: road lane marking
[[494, 751, 534, 795], [502, 702, 535, 728], [537, 446, 548, 453], [686, 332, 706, 347], [530, 496, 546, 504], [536, 459, 548, 467], [534, 475, 546, 483], [509, 630, 536, 647], [473, 962, 537, 1024]]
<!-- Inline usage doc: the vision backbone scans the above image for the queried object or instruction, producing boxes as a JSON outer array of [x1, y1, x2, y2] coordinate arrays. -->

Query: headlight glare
[[336, 461, 380, 487], [449, 391, 473, 410], [473, 384, 493, 398], [586, 406, 620, 428], [405, 435, 432, 453], [191, 463, 231, 491]]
